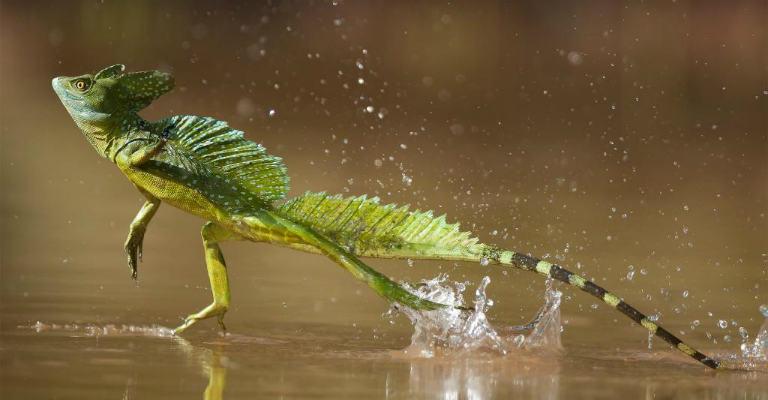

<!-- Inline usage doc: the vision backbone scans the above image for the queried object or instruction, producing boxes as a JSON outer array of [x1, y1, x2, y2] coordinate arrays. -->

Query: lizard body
[[52, 65, 720, 369]]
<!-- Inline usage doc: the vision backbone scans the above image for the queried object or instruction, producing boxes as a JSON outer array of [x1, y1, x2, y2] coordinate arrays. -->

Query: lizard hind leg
[[270, 215, 452, 312], [174, 222, 239, 335]]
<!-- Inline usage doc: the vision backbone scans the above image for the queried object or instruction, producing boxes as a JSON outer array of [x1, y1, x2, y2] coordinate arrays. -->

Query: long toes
[[173, 317, 197, 334], [172, 304, 228, 334]]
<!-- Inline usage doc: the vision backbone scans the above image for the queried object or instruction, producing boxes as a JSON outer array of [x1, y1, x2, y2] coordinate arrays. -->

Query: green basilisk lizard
[[52, 64, 720, 369]]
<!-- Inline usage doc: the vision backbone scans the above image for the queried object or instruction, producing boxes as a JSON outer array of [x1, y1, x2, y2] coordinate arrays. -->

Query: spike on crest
[[278, 192, 483, 257], [95, 64, 125, 80]]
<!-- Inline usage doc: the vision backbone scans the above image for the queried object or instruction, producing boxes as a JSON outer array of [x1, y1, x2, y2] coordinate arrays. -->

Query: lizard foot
[[124, 226, 146, 280], [173, 302, 228, 335]]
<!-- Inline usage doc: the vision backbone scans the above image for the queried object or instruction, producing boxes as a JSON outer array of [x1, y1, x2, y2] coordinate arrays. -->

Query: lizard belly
[[124, 168, 223, 222], [122, 165, 284, 242]]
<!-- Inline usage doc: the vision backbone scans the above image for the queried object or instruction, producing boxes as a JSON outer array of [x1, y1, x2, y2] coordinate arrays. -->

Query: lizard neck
[[75, 112, 147, 158]]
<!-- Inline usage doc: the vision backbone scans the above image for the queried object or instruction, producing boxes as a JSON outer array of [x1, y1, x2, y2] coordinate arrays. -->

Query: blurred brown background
[[1, 0, 766, 347]]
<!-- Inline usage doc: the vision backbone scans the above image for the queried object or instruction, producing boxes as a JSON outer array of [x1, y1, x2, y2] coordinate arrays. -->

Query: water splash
[[20, 321, 175, 338], [520, 278, 563, 350], [715, 305, 768, 371], [738, 306, 768, 360], [387, 274, 562, 357]]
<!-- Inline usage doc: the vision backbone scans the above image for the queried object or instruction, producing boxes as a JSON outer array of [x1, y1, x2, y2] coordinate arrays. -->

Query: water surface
[[1, 1, 767, 398]]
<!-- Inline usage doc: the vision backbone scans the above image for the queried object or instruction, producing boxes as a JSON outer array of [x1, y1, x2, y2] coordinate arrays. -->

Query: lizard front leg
[[125, 190, 160, 280], [114, 136, 168, 169]]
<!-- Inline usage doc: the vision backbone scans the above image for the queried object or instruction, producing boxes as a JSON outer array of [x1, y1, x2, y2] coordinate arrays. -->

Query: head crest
[[88, 65, 175, 112], [113, 69, 175, 111]]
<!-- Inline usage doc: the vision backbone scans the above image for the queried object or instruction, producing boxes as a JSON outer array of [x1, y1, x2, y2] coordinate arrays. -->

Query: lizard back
[[129, 115, 290, 216]]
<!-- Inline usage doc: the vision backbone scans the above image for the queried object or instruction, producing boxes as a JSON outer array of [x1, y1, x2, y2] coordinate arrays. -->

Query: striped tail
[[493, 249, 720, 369]]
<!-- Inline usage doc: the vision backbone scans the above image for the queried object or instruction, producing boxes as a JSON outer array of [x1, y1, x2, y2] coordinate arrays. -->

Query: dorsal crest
[[162, 115, 290, 203]]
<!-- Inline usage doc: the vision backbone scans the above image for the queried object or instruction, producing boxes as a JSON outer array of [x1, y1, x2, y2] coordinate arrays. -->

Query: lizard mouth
[[52, 77, 91, 114], [51, 77, 82, 102]]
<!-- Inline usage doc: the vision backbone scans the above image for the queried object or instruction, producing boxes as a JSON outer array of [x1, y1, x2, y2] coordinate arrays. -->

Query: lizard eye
[[72, 78, 92, 92]]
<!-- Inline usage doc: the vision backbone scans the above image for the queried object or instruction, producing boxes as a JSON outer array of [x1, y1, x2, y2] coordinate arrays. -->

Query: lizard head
[[52, 64, 174, 128]]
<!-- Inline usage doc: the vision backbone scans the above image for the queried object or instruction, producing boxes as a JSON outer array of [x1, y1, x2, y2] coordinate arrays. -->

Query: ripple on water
[[19, 321, 175, 338]]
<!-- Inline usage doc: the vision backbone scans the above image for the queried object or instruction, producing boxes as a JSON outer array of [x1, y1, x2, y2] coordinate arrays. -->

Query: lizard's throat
[[71, 111, 142, 158], [73, 115, 119, 158]]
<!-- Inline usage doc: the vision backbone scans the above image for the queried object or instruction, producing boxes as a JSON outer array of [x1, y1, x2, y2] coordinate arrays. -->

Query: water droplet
[[268, 109, 276, 117], [401, 174, 413, 186], [365, 105, 374, 113], [718, 319, 728, 329], [760, 304, 768, 317], [479, 257, 490, 267], [739, 326, 749, 341], [406, 258, 414, 267], [566, 51, 583, 66], [626, 270, 635, 281], [682, 290, 689, 298], [692, 319, 700, 327]]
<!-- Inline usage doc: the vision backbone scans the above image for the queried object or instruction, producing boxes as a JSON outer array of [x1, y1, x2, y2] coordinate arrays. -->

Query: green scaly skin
[[52, 65, 720, 369]]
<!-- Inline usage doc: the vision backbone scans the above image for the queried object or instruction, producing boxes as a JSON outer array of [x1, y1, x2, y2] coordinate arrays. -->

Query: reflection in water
[[21, 321, 562, 400], [175, 338, 227, 400], [176, 335, 563, 400], [402, 355, 561, 400], [25, 321, 228, 399]]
